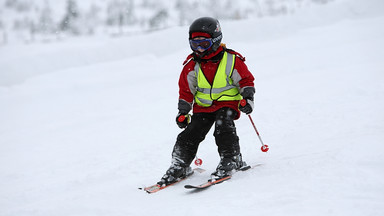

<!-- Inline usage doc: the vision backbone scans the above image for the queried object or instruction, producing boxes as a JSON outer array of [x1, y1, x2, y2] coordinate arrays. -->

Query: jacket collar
[[193, 46, 225, 63]]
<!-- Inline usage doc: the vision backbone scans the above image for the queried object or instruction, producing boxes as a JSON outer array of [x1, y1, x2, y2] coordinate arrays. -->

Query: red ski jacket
[[178, 45, 255, 119]]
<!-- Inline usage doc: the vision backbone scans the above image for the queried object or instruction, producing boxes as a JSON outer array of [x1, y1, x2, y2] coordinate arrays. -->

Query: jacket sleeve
[[178, 58, 196, 113], [231, 55, 255, 96]]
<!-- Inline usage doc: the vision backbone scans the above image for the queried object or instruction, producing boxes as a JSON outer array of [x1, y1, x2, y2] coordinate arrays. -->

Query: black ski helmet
[[189, 17, 223, 52]]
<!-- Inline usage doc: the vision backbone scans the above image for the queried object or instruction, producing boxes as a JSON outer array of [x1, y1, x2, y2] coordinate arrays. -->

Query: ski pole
[[240, 99, 269, 152], [247, 115, 269, 152]]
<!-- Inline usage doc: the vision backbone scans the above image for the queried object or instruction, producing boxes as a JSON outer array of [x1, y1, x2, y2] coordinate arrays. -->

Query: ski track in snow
[[1, 1, 384, 216]]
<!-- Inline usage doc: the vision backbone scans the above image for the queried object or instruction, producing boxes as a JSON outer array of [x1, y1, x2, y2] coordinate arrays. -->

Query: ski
[[184, 175, 232, 189], [139, 167, 205, 194], [139, 178, 187, 194], [184, 164, 262, 190]]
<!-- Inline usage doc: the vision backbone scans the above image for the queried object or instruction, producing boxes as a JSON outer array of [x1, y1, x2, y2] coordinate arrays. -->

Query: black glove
[[178, 99, 192, 114], [239, 98, 254, 115], [239, 87, 255, 114], [176, 113, 191, 129], [176, 99, 192, 128]]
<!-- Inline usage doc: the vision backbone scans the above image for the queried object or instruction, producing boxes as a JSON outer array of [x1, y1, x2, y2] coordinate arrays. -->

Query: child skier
[[157, 17, 255, 186]]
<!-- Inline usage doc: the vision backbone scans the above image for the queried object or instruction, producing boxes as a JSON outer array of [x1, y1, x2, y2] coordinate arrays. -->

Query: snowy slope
[[1, 0, 384, 216]]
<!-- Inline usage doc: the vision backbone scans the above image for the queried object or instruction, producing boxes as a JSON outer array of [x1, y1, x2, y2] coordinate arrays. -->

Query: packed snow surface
[[1, 0, 383, 216]]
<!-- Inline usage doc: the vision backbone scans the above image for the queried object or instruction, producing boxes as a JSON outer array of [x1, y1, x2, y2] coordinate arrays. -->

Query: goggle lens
[[189, 39, 213, 51]]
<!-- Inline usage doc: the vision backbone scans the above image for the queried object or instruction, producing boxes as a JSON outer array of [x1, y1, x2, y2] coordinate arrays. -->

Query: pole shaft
[[248, 115, 266, 147]]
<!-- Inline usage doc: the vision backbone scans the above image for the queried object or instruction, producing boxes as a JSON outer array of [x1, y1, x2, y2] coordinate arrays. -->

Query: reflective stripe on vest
[[194, 52, 242, 107]]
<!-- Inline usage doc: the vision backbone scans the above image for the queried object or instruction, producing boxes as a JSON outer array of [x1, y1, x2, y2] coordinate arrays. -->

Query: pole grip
[[178, 115, 186, 122], [240, 99, 247, 107]]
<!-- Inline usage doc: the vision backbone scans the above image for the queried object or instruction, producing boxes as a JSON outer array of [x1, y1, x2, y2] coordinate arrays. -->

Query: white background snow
[[1, 0, 384, 215]]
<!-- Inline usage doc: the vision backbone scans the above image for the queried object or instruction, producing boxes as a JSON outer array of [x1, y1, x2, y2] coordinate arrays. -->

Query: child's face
[[192, 37, 210, 53]]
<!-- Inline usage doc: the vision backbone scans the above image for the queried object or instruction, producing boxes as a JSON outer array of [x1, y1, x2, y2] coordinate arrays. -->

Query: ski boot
[[211, 154, 248, 178], [157, 164, 193, 187]]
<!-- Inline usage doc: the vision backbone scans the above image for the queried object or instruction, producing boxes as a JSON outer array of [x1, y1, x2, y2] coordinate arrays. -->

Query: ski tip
[[184, 184, 208, 190], [184, 185, 195, 189], [139, 184, 162, 194], [240, 165, 253, 171]]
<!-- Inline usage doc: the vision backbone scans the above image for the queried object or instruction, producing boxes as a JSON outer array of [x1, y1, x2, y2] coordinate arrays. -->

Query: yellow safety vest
[[194, 52, 242, 107]]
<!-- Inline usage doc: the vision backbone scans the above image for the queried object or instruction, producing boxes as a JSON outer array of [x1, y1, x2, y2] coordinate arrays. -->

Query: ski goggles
[[189, 38, 213, 51]]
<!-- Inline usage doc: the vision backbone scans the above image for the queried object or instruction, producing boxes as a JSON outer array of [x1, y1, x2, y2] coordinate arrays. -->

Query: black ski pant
[[171, 107, 240, 167]]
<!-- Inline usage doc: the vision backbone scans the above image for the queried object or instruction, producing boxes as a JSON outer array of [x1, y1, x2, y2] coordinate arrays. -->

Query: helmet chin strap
[[193, 47, 224, 63], [194, 46, 216, 58], [193, 50, 209, 62]]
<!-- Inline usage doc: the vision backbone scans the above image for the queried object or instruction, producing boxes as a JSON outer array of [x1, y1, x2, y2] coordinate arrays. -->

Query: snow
[[1, 0, 384, 215]]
